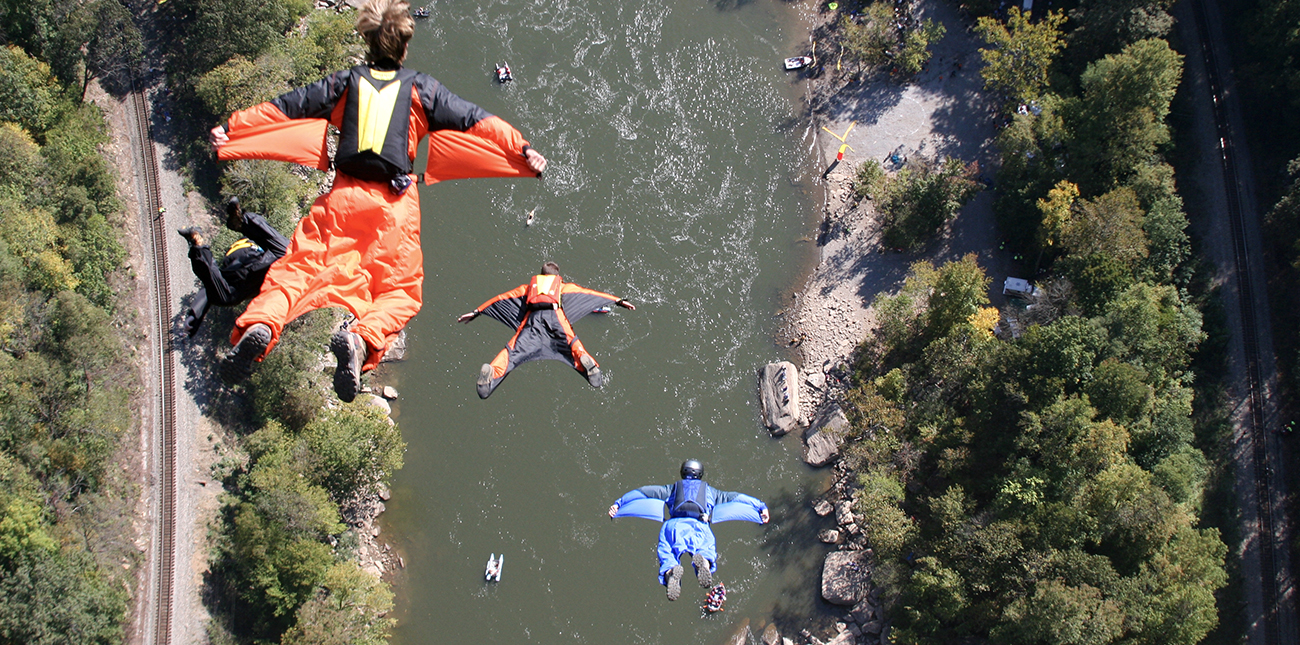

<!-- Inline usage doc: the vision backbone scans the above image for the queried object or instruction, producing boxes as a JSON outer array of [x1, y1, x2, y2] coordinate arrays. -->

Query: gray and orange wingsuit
[[470, 274, 623, 398]]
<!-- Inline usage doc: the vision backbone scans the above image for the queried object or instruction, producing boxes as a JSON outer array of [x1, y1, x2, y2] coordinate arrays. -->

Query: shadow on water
[[759, 483, 843, 638]]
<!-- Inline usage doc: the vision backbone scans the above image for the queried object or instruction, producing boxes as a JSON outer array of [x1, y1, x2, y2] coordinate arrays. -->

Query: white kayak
[[485, 553, 503, 582], [784, 56, 813, 70]]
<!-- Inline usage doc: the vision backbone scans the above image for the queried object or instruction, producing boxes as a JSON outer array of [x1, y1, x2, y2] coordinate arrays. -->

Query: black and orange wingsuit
[[216, 63, 538, 370], [473, 274, 621, 397]]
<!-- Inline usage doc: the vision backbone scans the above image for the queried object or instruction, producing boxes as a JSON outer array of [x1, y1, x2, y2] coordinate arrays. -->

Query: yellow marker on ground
[[822, 122, 855, 143]]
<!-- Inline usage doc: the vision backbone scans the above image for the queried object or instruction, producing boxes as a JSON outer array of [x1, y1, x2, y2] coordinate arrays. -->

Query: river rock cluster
[[807, 461, 890, 645]]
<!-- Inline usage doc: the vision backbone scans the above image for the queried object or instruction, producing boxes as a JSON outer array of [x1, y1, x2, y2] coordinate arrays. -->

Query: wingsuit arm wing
[[217, 71, 351, 171], [559, 284, 621, 323], [709, 494, 767, 524], [473, 285, 528, 328], [611, 489, 668, 522], [414, 75, 537, 184]]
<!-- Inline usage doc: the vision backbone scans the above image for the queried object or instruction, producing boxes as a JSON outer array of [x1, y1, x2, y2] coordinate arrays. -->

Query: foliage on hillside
[[839, 5, 1227, 644], [0, 38, 134, 645]]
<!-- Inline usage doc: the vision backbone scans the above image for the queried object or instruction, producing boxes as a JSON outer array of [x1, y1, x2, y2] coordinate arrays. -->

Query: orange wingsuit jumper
[[214, 64, 540, 373], [460, 265, 635, 399]]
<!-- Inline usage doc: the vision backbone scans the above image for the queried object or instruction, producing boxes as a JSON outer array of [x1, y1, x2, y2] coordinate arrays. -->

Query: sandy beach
[[783, 0, 1010, 414]]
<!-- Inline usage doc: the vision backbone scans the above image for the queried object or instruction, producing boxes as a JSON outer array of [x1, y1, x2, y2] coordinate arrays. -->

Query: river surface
[[387, 0, 832, 642]]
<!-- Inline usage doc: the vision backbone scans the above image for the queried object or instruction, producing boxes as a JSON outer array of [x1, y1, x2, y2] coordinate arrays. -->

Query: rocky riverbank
[[763, 0, 1005, 642]]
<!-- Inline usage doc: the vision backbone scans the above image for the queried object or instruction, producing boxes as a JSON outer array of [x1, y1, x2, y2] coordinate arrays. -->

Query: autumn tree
[[975, 9, 1067, 110]]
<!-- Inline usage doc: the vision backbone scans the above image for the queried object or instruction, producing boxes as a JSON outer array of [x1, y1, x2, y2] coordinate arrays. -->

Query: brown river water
[[385, 0, 836, 641]]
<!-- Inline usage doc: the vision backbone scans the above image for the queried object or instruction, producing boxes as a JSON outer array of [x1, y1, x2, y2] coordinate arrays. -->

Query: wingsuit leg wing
[[476, 309, 601, 396], [232, 174, 421, 366], [657, 518, 717, 581]]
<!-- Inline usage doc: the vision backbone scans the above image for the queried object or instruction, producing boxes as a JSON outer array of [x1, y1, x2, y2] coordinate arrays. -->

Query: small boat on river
[[784, 56, 813, 70], [485, 553, 503, 581], [413, 7, 429, 18], [495, 63, 513, 83]]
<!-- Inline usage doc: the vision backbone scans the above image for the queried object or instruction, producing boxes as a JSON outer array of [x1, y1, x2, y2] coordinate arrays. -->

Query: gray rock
[[803, 407, 849, 466], [836, 500, 855, 526], [783, 639, 794, 645], [365, 394, 391, 414], [380, 385, 399, 400], [821, 550, 872, 605], [819, 528, 842, 544], [378, 485, 391, 501], [863, 620, 882, 635], [849, 624, 862, 637], [380, 330, 407, 363], [804, 429, 842, 467], [813, 499, 835, 516], [850, 600, 875, 625], [826, 630, 855, 645], [762, 623, 781, 645], [759, 362, 802, 436]]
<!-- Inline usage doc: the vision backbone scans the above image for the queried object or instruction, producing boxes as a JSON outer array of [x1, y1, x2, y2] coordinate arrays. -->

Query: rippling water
[[387, 0, 831, 642]]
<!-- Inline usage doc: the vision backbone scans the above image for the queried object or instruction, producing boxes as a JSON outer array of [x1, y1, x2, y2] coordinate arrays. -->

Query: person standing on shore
[[209, 0, 547, 402], [608, 460, 768, 601]]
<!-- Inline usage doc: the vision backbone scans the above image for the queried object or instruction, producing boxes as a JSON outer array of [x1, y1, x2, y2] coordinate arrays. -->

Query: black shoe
[[331, 328, 366, 402], [692, 553, 712, 587], [225, 197, 245, 232], [221, 323, 270, 383], [665, 565, 683, 601], [580, 354, 603, 388], [177, 227, 205, 247], [477, 363, 494, 399]]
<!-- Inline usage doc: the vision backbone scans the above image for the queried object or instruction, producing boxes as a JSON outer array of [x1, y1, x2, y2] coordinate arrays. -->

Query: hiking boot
[[692, 553, 712, 587], [221, 323, 271, 383], [664, 565, 683, 601], [177, 227, 205, 248], [476, 363, 495, 399], [580, 354, 603, 388], [331, 328, 366, 403], [225, 197, 245, 232]]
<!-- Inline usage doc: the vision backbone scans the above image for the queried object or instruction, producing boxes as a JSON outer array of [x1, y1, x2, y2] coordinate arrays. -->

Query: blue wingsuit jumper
[[610, 460, 767, 600]]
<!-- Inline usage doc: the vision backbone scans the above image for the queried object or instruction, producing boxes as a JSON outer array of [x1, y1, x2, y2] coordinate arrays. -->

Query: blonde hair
[[357, 0, 415, 64]]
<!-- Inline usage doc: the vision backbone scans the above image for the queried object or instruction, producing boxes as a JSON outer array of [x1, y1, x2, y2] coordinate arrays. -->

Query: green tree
[[280, 562, 395, 645], [196, 53, 295, 118], [298, 406, 406, 503], [164, 0, 312, 81], [839, 5, 896, 70], [854, 473, 915, 559], [79, 0, 143, 97], [1065, 0, 1175, 70], [879, 157, 982, 250], [897, 20, 946, 77], [0, 46, 60, 135], [975, 9, 1067, 109], [991, 579, 1124, 645], [0, 547, 127, 645], [924, 253, 991, 341], [1060, 187, 1148, 268], [1066, 39, 1183, 193]]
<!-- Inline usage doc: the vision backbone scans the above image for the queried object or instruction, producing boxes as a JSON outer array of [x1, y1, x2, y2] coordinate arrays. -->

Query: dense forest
[[2, 1, 406, 644], [0, 1, 140, 642], [841, 1, 1233, 644]]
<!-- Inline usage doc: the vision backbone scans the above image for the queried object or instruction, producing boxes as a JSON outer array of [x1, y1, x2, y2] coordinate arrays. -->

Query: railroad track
[[129, 83, 176, 645], [1190, 1, 1281, 643]]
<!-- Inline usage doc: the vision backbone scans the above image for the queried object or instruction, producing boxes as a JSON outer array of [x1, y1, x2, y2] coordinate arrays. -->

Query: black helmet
[[680, 459, 703, 480]]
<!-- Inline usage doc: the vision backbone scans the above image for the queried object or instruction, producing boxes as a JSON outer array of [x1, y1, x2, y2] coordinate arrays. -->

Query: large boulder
[[759, 362, 801, 436], [803, 406, 849, 466], [821, 550, 872, 605]]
